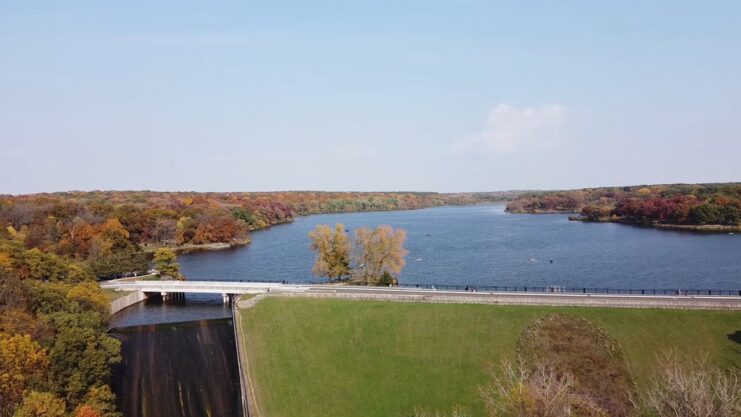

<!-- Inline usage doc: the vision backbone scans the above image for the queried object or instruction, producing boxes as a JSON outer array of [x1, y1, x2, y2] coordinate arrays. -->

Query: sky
[[1, 1, 740, 194]]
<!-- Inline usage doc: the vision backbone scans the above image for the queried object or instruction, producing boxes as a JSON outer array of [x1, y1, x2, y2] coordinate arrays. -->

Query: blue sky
[[1, 1, 740, 194]]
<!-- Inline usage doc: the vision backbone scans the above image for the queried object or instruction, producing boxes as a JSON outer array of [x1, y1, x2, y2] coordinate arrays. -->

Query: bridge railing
[[105, 278, 741, 297], [389, 283, 741, 297], [195, 279, 741, 297]]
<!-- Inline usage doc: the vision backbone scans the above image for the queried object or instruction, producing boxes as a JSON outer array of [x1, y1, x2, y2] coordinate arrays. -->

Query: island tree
[[353, 225, 408, 286], [308, 224, 351, 281]]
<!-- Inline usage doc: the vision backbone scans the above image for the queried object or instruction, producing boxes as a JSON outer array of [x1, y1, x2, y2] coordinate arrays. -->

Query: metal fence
[[218, 278, 741, 297], [391, 283, 741, 297]]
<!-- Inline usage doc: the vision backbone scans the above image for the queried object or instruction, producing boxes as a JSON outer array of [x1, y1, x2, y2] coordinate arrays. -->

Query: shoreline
[[145, 202, 510, 255], [507, 209, 577, 214], [141, 240, 252, 254], [567, 216, 741, 233]]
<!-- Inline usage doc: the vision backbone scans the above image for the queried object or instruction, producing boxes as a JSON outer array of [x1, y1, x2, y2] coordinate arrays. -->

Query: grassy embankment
[[239, 298, 741, 417], [102, 274, 160, 302]]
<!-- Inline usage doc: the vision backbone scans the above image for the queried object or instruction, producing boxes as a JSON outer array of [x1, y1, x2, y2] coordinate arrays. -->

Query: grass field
[[239, 298, 741, 417]]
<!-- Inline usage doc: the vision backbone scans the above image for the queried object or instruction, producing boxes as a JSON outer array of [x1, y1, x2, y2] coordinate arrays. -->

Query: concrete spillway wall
[[233, 294, 268, 417], [110, 291, 149, 315]]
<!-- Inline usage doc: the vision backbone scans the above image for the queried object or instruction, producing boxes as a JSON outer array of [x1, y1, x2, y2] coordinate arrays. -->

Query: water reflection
[[111, 294, 232, 328]]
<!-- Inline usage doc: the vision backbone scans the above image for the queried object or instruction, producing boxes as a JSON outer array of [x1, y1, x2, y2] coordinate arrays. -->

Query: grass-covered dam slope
[[239, 298, 741, 417]]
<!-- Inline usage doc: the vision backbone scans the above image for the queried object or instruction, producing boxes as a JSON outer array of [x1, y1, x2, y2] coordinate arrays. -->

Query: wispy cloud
[[455, 104, 568, 153]]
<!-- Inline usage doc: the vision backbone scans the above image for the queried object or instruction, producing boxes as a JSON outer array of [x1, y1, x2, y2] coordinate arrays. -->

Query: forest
[[505, 183, 741, 227]]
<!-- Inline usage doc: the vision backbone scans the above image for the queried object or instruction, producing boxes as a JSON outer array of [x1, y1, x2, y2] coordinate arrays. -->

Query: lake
[[179, 204, 741, 291]]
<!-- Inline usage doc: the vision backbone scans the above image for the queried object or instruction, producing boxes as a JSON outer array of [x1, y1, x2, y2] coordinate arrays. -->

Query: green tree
[[13, 249, 68, 281], [46, 312, 121, 407], [308, 224, 351, 281], [66, 282, 110, 316], [153, 248, 183, 280]]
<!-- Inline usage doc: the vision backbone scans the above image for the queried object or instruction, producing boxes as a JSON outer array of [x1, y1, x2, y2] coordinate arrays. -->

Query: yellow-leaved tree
[[353, 225, 408, 286], [308, 224, 351, 281], [0, 333, 49, 417]]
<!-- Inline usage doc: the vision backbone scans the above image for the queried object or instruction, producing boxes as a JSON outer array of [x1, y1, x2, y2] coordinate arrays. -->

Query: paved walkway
[[101, 280, 741, 310], [270, 285, 741, 310]]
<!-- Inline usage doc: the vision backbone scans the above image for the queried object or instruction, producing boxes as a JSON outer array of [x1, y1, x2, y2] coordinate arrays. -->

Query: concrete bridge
[[101, 279, 741, 311], [100, 279, 306, 303]]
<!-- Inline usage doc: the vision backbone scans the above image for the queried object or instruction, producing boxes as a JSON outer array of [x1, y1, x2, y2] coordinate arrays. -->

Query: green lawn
[[239, 298, 741, 417], [102, 288, 134, 302]]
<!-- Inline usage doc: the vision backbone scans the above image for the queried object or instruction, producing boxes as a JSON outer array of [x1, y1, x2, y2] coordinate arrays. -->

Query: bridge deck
[[100, 280, 741, 310]]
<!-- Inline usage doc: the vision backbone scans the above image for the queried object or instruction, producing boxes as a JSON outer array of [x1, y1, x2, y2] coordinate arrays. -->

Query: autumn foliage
[[506, 183, 741, 227], [0, 190, 496, 416], [308, 224, 352, 280], [309, 224, 408, 286]]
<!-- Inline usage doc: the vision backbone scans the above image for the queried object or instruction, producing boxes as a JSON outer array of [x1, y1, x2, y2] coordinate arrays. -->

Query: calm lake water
[[179, 204, 741, 291]]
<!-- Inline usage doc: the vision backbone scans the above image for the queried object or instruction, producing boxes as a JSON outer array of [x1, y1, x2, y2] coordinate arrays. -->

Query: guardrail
[[102, 277, 741, 297], [390, 283, 741, 297], [217, 279, 741, 297]]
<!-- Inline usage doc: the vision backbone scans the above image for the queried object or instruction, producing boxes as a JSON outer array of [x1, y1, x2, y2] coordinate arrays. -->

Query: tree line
[[309, 224, 408, 286], [505, 183, 741, 227], [1, 258, 120, 417], [0, 191, 501, 280]]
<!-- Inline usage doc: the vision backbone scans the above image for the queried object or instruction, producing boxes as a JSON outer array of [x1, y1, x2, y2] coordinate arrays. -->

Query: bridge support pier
[[160, 292, 186, 302], [222, 293, 229, 304]]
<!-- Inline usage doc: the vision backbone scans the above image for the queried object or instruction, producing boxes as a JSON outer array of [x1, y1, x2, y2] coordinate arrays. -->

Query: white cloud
[[455, 104, 568, 153]]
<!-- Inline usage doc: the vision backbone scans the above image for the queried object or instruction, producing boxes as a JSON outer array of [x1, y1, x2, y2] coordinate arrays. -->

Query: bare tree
[[479, 360, 607, 417], [152, 218, 177, 244], [644, 352, 741, 417]]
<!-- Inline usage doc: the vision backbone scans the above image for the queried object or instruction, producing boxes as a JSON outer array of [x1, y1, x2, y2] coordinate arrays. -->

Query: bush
[[644, 352, 741, 417]]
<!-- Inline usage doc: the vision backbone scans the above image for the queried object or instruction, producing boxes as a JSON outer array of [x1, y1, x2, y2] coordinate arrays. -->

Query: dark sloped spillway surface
[[112, 318, 242, 417]]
